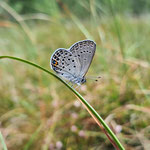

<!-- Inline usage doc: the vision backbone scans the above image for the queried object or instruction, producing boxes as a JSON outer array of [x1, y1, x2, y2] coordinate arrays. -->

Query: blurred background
[[0, 0, 150, 149]]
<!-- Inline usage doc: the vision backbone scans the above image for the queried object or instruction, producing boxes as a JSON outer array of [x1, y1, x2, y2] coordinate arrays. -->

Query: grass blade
[[0, 56, 125, 150], [0, 131, 8, 150], [109, 0, 125, 59], [0, 2, 35, 44]]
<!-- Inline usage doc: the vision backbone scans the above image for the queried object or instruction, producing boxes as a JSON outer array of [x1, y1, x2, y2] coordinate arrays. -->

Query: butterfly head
[[74, 77, 86, 85], [81, 77, 86, 84]]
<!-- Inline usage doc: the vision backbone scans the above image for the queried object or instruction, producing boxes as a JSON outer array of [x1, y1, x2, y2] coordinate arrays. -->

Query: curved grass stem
[[0, 131, 8, 150], [0, 56, 125, 150]]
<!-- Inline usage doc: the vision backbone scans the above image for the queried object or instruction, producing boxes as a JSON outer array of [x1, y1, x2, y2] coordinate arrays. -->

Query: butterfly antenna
[[95, 76, 101, 82], [86, 76, 101, 82]]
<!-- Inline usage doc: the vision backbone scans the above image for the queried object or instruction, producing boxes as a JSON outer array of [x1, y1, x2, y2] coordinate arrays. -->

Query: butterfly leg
[[66, 80, 74, 88], [71, 83, 75, 88], [74, 83, 81, 90]]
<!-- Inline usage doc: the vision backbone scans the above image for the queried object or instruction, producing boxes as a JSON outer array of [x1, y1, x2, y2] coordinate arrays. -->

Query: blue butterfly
[[50, 40, 96, 85]]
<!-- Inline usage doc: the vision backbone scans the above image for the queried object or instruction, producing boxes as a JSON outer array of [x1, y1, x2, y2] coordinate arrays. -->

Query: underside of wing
[[69, 40, 96, 77], [50, 48, 81, 80]]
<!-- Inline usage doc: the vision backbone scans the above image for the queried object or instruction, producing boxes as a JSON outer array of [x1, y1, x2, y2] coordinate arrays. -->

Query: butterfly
[[50, 40, 96, 85]]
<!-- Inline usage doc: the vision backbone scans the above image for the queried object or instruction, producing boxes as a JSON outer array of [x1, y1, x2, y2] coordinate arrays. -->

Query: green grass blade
[[23, 125, 43, 150], [0, 131, 8, 150], [0, 1, 35, 44], [70, 14, 93, 40], [109, 0, 125, 59], [0, 56, 125, 150]]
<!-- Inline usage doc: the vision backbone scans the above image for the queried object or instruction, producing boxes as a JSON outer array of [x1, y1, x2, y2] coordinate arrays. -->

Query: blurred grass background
[[0, 0, 150, 149]]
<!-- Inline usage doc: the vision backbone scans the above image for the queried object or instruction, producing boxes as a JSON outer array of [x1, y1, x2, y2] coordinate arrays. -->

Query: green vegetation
[[0, 0, 150, 150]]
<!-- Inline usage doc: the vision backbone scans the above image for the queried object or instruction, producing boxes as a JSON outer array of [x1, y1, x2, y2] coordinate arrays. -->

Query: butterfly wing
[[50, 48, 81, 81], [69, 40, 96, 77]]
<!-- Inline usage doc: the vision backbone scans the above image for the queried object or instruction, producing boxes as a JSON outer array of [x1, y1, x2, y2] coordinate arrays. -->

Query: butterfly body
[[50, 40, 96, 85]]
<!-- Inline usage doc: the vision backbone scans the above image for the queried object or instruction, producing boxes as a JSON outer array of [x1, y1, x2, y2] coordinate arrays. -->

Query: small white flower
[[74, 101, 81, 107], [78, 130, 85, 137], [71, 125, 77, 132], [115, 125, 122, 134], [71, 112, 78, 119], [56, 141, 63, 149]]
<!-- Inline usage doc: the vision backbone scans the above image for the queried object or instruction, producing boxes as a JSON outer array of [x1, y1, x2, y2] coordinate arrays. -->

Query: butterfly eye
[[81, 78, 86, 84]]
